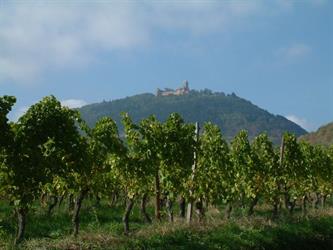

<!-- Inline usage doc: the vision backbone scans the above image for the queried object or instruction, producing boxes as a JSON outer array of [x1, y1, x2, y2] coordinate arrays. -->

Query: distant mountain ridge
[[78, 90, 307, 144], [299, 122, 333, 146]]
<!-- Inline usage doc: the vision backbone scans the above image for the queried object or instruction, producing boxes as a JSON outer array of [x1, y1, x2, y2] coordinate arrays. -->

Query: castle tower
[[183, 80, 189, 94], [183, 80, 189, 90]]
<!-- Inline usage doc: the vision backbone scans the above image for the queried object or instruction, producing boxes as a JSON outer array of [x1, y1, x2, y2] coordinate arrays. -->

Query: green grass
[[0, 199, 333, 249], [120, 216, 333, 250]]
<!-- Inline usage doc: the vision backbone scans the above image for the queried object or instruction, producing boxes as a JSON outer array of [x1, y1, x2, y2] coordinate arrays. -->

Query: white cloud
[[0, 1, 320, 84], [61, 99, 88, 109], [285, 114, 314, 131], [0, 2, 149, 84], [276, 43, 311, 61], [0, 1, 267, 84]]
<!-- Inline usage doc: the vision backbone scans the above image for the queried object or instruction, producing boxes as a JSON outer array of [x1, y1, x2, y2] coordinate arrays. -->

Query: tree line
[[0, 95, 332, 244]]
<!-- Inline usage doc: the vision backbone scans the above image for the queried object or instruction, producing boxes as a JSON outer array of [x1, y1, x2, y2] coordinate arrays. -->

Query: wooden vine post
[[279, 135, 285, 167], [272, 135, 285, 218], [186, 122, 200, 223]]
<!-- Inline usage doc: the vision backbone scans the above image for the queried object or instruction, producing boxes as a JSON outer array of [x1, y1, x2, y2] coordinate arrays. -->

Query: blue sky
[[0, 0, 332, 131]]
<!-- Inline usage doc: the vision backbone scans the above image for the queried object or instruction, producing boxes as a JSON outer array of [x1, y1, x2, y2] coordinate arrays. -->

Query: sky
[[0, 0, 332, 132]]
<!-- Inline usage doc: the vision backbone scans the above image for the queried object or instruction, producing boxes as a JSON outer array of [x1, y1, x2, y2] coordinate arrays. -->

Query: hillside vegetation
[[299, 122, 333, 146], [79, 90, 307, 144]]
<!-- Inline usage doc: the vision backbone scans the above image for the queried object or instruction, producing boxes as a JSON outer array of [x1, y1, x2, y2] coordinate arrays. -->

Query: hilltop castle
[[156, 80, 190, 96]]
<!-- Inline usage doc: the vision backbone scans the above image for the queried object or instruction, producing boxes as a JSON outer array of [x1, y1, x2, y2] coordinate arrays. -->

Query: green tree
[[252, 133, 279, 216], [160, 113, 195, 222], [1, 96, 82, 243], [136, 115, 164, 221], [230, 130, 256, 215], [0, 95, 16, 207], [299, 142, 318, 215], [193, 123, 230, 219], [119, 113, 155, 233], [68, 116, 124, 237], [0, 96, 16, 148], [311, 145, 333, 208], [280, 133, 303, 214]]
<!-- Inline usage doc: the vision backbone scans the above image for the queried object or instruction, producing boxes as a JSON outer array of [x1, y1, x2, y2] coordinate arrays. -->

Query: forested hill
[[299, 122, 333, 146], [79, 90, 307, 144]]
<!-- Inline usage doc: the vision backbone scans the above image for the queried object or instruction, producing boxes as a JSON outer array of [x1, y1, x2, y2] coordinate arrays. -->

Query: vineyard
[[1, 95, 333, 249]]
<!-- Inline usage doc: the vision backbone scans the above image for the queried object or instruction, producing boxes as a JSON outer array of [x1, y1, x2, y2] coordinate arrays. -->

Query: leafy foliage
[[194, 123, 231, 204], [0, 96, 16, 148], [2, 96, 82, 207], [251, 133, 279, 204]]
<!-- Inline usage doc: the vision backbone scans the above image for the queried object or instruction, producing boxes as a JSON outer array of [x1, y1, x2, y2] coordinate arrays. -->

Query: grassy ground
[[0, 199, 333, 249]]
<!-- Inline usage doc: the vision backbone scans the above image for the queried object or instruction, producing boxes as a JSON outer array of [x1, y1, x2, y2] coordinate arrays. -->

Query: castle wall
[[156, 81, 190, 96]]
